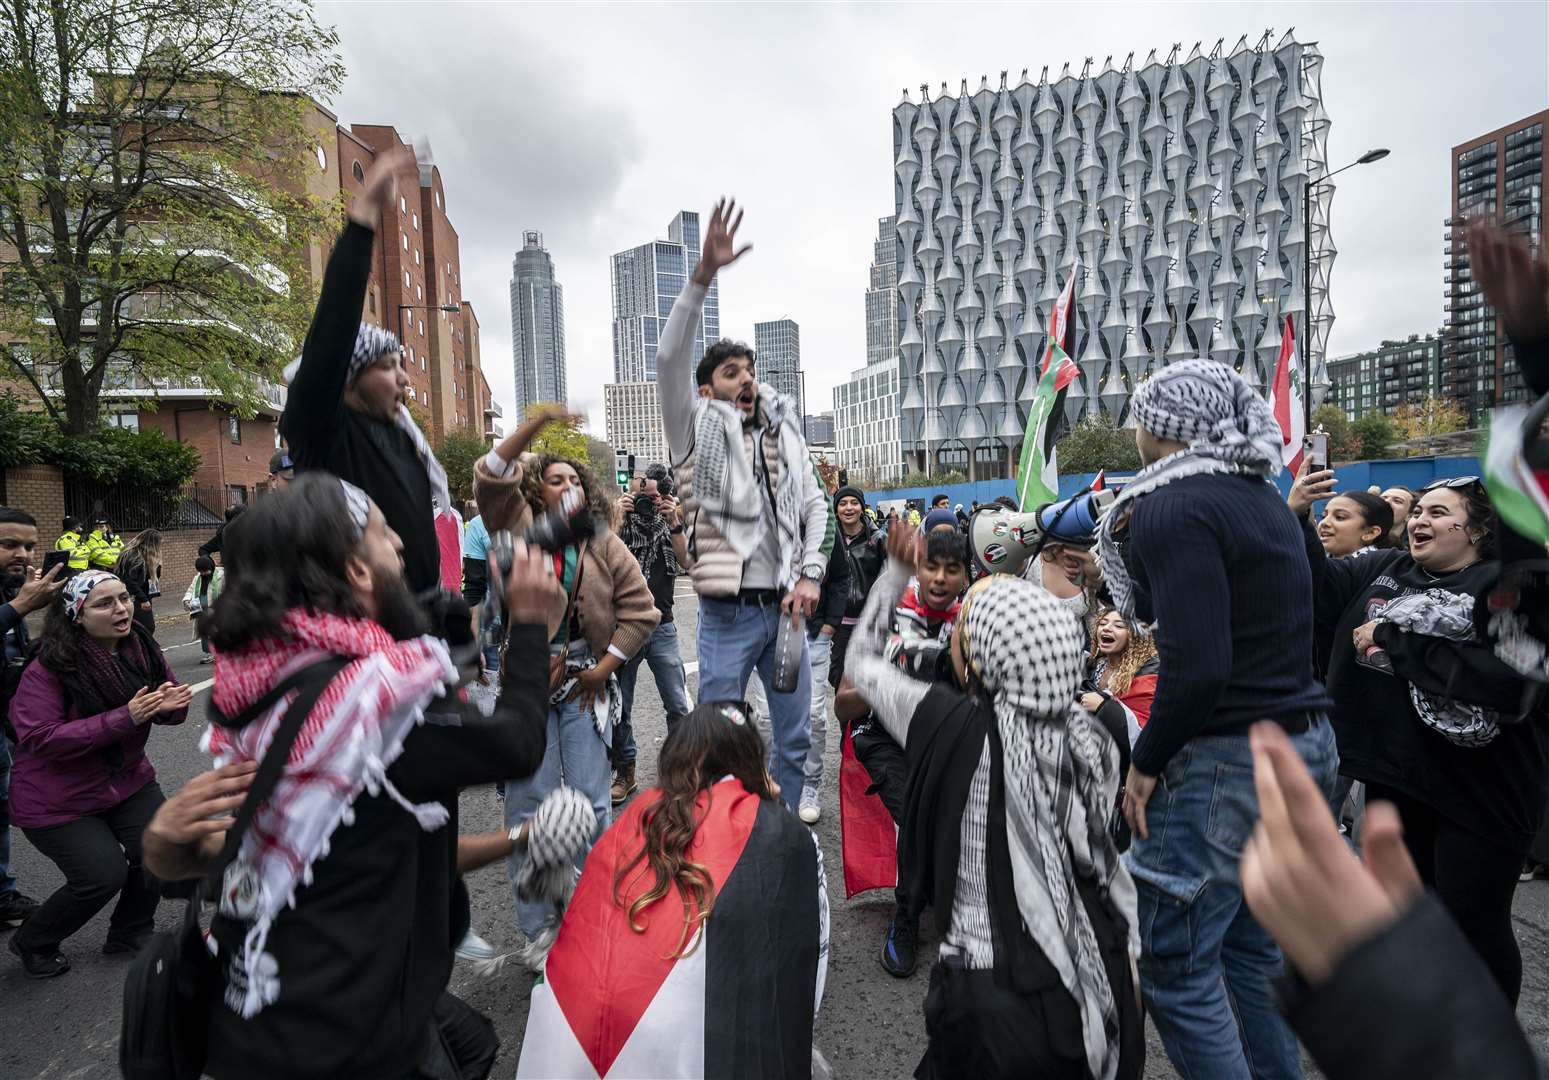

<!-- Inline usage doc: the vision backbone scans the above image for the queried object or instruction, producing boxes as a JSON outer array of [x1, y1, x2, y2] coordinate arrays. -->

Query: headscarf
[[1096, 358, 1283, 618], [63, 570, 119, 621], [957, 574, 1137, 1080]]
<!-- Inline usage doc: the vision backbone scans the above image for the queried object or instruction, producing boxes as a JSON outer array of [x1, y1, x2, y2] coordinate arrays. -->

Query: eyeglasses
[[1422, 476, 1481, 491]]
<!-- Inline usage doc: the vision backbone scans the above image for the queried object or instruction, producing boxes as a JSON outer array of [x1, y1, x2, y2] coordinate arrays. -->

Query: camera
[[490, 487, 596, 582]]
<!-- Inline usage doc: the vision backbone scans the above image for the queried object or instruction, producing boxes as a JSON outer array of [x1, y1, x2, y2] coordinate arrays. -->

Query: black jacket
[[1282, 894, 1544, 1080], [279, 223, 440, 595], [812, 528, 851, 638], [838, 523, 885, 621], [205, 623, 551, 1080]]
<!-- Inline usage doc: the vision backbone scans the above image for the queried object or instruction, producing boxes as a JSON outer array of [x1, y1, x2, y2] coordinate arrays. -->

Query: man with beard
[[0, 507, 64, 929], [279, 143, 446, 597], [658, 199, 835, 810], [141, 475, 578, 1079]]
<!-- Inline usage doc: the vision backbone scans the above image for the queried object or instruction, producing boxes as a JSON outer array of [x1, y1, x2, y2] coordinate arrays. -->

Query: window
[[404, 270, 411, 288], [418, 319, 424, 335], [314, 145, 327, 171], [352, 160, 364, 182], [412, 211, 419, 229], [416, 284, 422, 300], [400, 196, 407, 214], [368, 291, 376, 315], [402, 233, 409, 251], [107, 412, 139, 432], [228, 414, 242, 445], [414, 248, 420, 265]]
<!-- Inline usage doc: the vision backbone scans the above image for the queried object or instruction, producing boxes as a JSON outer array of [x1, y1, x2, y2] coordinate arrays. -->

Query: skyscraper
[[893, 33, 1331, 479], [611, 211, 721, 382], [509, 231, 567, 423], [1442, 110, 1546, 426], [754, 318, 801, 412], [866, 215, 901, 367]]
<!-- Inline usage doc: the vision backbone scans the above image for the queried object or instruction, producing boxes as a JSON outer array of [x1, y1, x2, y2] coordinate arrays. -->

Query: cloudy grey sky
[[319, 1, 1548, 437]]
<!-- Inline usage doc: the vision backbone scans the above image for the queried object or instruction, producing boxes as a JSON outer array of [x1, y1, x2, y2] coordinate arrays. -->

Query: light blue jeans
[[503, 643, 612, 940], [696, 596, 810, 812], [613, 621, 692, 767], [746, 630, 830, 791], [1127, 720, 1338, 1080]]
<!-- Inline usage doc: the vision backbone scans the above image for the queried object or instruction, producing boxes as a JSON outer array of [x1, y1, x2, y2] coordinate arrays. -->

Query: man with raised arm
[[657, 200, 835, 810]]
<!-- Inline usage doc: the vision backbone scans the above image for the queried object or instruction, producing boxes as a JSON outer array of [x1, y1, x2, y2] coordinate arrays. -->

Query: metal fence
[[64, 479, 227, 532]]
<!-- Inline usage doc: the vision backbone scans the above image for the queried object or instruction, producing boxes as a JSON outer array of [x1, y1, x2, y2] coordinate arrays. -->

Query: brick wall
[[154, 527, 218, 599], [2, 463, 68, 549], [139, 404, 277, 504]]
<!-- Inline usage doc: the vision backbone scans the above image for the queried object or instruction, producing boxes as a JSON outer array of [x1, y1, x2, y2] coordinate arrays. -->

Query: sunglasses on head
[[1422, 475, 1481, 491]]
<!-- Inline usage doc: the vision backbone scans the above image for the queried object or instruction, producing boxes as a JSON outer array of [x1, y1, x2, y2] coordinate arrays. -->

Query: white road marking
[[188, 677, 214, 694]]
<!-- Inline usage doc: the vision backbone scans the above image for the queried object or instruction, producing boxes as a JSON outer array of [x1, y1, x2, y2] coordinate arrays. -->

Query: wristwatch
[[669, 525, 685, 535]]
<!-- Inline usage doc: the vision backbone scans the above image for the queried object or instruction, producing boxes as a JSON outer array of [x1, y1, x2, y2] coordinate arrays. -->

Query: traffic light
[[614, 449, 635, 487]]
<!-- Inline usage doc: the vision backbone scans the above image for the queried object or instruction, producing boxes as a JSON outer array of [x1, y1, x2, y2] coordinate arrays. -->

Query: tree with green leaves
[[1393, 394, 1470, 443], [0, 0, 346, 434], [435, 428, 487, 510], [524, 403, 591, 461], [1311, 404, 1358, 463], [1053, 413, 1141, 475], [585, 435, 620, 495], [1351, 411, 1397, 461]]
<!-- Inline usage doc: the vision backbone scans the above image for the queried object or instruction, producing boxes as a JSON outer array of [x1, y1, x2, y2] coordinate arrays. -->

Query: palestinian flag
[[1017, 263, 1080, 511], [838, 721, 897, 897], [1482, 393, 1549, 546], [1090, 469, 1106, 492], [517, 778, 827, 1079]]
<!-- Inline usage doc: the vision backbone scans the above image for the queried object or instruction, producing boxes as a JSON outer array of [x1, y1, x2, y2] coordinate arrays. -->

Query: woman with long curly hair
[[515, 700, 828, 1078], [474, 410, 659, 966], [6, 570, 189, 977], [1081, 608, 1161, 759], [114, 528, 162, 636]]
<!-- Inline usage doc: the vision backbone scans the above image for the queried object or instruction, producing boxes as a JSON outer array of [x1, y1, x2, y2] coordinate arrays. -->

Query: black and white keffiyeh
[[1379, 589, 1502, 747], [283, 324, 451, 515], [618, 512, 679, 583], [690, 385, 806, 589], [549, 653, 621, 743], [960, 575, 1138, 1080], [1096, 359, 1284, 618], [517, 786, 598, 903]]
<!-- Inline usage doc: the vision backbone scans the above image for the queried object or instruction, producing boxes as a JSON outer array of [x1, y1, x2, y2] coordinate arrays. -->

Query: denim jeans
[[803, 632, 832, 790], [1126, 720, 1338, 1080], [0, 736, 15, 900], [613, 620, 692, 768], [696, 596, 811, 813], [503, 644, 612, 940]]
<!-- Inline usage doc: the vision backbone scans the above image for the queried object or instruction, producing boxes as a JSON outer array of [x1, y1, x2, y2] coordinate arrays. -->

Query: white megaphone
[[968, 489, 1117, 576]]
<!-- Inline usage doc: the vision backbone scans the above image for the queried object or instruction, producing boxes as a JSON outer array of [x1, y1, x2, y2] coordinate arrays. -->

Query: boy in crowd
[[835, 525, 971, 977]]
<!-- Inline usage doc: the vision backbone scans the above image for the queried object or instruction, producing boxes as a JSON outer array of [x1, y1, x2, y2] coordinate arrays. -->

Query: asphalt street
[[6, 590, 1549, 1078]]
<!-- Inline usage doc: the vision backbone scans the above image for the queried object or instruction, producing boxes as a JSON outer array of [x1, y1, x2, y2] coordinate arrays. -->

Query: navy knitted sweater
[[1125, 472, 1331, 775]]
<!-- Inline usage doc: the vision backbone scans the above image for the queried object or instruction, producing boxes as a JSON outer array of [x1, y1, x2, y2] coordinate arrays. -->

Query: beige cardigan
[[473, 456, 659, 663]]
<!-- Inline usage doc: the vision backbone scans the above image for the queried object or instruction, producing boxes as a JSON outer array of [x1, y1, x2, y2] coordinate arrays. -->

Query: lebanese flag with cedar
[[1268, 314, 1305, 474], [517, 779, 826, 1079]]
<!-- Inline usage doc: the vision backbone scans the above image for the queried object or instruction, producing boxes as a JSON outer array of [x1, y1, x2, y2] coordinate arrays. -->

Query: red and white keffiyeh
[[201, 609, 458, 1018]]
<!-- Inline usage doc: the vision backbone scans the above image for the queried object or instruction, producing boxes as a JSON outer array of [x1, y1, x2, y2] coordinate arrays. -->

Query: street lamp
[[396, 302, 461, 343], [1304, 147, 1390, 429]]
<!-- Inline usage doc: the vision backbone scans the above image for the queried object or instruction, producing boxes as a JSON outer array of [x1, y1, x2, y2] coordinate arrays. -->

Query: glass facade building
[[610, 211, 720, 383], [754, 318, 801, 412], [508, 230, 567, 424], [893, 34, 1332, 478]]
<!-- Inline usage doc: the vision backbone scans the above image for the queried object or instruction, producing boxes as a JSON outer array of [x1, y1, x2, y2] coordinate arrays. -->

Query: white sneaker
[[455, 928, 497, 963], [798, 785, 821, 825]]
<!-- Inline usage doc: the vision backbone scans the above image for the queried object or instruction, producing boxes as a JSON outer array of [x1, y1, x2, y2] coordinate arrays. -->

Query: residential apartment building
[[1442, 110, 1547, 426], [894, 33, 1331, 478], [833, 358, 903, 485], [509, 230, 567, 423], [604, 381, 670, 471], [754, 318, 801, 411], [1327, 334, 1441, 419], [611, 211, 720, 383]]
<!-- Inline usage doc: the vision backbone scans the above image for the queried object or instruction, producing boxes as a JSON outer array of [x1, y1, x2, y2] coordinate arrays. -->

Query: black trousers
[[852, 719, 912, 917], [1366, 782, 1526, 1005], [17, 781, 164, 952]]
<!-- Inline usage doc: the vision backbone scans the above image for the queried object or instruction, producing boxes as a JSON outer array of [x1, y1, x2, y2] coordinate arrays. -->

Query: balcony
[[33, 363, 287, 417]]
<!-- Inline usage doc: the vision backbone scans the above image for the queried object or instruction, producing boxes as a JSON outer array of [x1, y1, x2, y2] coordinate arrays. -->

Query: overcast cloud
[[318, 1, 1549, 438]]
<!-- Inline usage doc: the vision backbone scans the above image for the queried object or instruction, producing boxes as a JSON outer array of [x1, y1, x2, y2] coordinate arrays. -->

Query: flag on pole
[[1016, 263, 1080, 511], [1090, 469, 1106, 492], [1268, 313, 1305, 474]]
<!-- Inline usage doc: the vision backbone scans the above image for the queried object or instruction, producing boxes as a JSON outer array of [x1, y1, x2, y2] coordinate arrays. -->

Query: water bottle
[[771, 611, 805, 694]]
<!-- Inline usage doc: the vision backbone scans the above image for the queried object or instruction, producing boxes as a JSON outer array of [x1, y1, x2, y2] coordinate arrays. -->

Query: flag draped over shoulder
[[1268, 313, 1305, 474], [1016, 263, 1080, 511], [1483, 395, 1549, 546]]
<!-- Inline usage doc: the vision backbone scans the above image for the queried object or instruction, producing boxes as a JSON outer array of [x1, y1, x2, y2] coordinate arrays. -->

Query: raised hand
[[1287, 455, 1336, 518], [1464, 218, 1549, 344], [12, 563, 65, 616], [128, 686, 164, 725], [348, 144, 417, 231], [885, 515, 922, 573], [691, 198, 752, 286]]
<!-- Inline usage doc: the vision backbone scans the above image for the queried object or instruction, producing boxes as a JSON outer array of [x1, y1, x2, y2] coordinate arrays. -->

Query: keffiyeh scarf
[[959, 575, 1138, 1080], [1096, 358, 1284, 618], [549, 653, 621, 744], [691, 384, 806, 588], [283, 325, 451, 515], [618, 511, 679, 583], [203, 609, 459, 1018], [1379, 589, 1502, 747]]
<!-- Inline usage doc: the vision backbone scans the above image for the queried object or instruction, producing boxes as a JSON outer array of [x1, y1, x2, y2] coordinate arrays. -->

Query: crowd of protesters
[[0, 148, 1546, 1080]]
